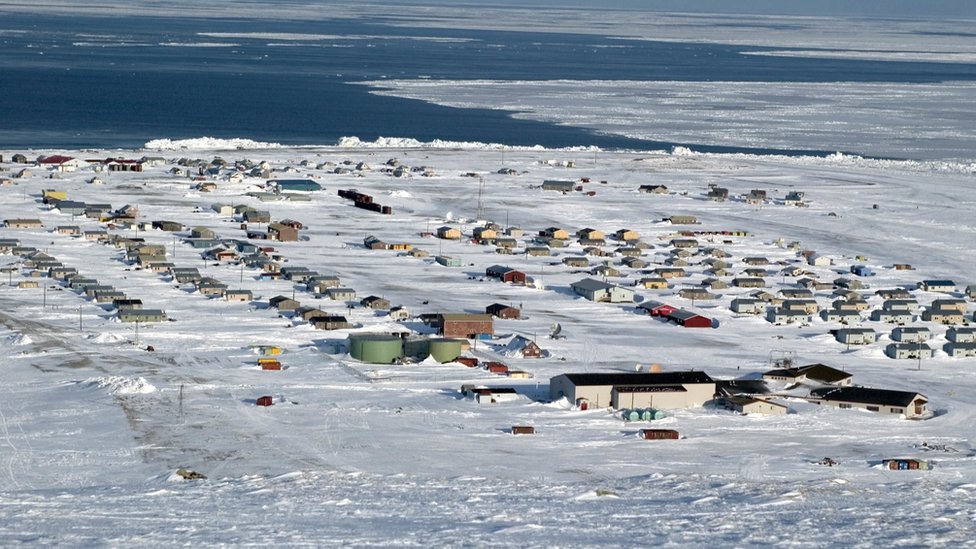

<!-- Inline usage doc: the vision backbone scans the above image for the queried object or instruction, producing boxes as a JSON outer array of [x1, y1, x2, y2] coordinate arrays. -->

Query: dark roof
[[797, 363, 852, 383], [613, 385, 687, 393], [559, 371, 714, 387], [810, 386, 925, 407], [715, 379, 771, 396]]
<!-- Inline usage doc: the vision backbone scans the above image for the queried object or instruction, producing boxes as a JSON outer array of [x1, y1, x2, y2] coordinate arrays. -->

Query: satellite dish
[[549, 322, 562, 339]]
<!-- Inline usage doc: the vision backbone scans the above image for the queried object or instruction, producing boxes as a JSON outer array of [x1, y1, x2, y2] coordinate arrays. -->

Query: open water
[[2, 13, 975, 152]]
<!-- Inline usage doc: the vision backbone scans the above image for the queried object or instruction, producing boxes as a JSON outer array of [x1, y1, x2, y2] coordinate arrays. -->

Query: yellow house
[[576, 228, 605, 240], [615, 229, 640, 241], [437, 226, 462, 240], [42, 189, 67, 203], [537, 227, 568, 240]]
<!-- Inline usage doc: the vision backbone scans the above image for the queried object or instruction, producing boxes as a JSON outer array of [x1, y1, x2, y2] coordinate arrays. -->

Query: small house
[[885, 343, 934, 360], [946, 327, 976, 343], [835, 328, 877, 345], [723, 396, 788, 416], [326, 287, 357, 301], [542, 180, 576, 193], [563, 256, 590, 268], [636, 277, 669, 290], [224, 289, 253, 303], [486, 303, 521, 319], [570, 278, 634, 303], [920, 280, 956, 293], [943, 342, 976, 358], [891, 327, 932, 343], [361, 296, 391, 310], [730, 298, 765, 315], [485, 265, 527, 285]]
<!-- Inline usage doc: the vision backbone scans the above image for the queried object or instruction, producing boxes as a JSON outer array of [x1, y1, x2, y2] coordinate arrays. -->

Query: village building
[[946, 327, 976, 343], [667, 215, 697, 225], [679, 288, 717, 301], [486, 303, 521, 319], [570, 278, 634, 303], [733, 277, 766, 288], [820, 309, 862, 324], [638, 184, 668, 194], [614, 228, 640, 242], [654, 267, 686, 279], [439, 313, 494, 339], [870, 310, 914, 324], [224, 289, 252, 302], [326, 287, 357, 301], [310, 315, 351, 331], [781, 299, 820, 314], [665, 309, 713, 328], [891, 326, 932, 343], [767, 308, 812, 325], [730, 298, 765, 315], [119, 309, 167, 323], [930, 298, 968, 313], [268, 223, 299, 242], [525, 246, 551, 257], [550, 371, 716, 410], [562, 256, 590, 268], [943, 342, 976, 358], [269, 296, 300, 312], [4, 219, 44, 229], [636, 277, 669, 290], [885, 343, 934, 360], [590, 264, 621, 278], [882, 299, 921, 313], [835, 328, 877, 345], [809, 387, 928, 419], [920, 279, 956, 293], [921, 308, 965, 324], [541, 179, 576, 193], [722, 396, 788, 416], [762, 363, 852, 387]]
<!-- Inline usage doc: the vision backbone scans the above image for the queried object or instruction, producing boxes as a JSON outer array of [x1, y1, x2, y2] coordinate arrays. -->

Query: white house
[[835, 328, 877, 345], [809, 387, 928, 419], [885, 343, 934, 360], [550, 371, 716, 410], [730, 297, 764, 314], [943, 342, 976, 358], [890, 326, 932, 343], [946, 327, 976, 343]]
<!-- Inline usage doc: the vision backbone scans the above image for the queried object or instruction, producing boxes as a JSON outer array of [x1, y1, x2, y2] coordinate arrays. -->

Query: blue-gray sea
[[2, 13, 975, 152]]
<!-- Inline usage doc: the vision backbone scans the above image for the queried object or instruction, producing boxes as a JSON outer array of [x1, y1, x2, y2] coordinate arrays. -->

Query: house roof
[[558, 371, 715, 387], [810, 386, 925, 407], [571, 278, 615, 292], [797, 363, 852, 383]]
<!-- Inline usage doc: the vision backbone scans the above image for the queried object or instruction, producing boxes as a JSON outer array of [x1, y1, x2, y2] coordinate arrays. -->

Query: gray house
[[570, 278, 634, 303]]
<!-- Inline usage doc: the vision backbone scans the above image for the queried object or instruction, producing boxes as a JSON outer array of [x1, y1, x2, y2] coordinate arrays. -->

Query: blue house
[[850, 265, 875, 277]]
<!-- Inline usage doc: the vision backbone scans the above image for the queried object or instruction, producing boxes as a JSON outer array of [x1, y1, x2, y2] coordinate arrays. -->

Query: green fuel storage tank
[[428, 338, 463, 363], [349, 334, 403, 364]]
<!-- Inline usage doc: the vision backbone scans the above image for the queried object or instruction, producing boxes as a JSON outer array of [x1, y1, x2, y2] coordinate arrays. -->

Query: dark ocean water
[[2, 13, 975, 152]]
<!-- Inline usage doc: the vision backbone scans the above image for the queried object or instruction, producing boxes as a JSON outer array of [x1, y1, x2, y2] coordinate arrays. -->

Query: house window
[[866, 406, 879, 412], [838, 403, 852, 409], [891, 408, 904, 414]]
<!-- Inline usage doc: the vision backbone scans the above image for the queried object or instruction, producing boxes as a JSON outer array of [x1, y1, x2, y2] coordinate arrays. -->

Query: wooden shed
[[256, 396, 274, 406]]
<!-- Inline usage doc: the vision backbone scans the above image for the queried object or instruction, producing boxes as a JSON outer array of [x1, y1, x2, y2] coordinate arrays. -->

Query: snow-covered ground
[[1, 140, 975, 544]]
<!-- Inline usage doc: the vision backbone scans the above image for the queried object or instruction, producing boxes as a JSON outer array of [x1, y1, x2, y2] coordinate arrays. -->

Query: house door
[[914, 400, 926, 416], [577, 399, 588, 411]]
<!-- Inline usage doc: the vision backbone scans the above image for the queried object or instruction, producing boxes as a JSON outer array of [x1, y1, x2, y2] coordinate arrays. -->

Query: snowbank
[[80, 376, 157, 395]]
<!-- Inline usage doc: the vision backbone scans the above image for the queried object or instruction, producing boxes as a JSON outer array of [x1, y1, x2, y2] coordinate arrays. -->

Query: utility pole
[[79, 307, 83, 331], [477, 176, 485, 221]]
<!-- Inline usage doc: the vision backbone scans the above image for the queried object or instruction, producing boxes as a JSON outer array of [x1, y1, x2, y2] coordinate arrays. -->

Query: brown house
[[439, 313, 494, 339], [268, 223, 299, 242], [486, 303, 521, 319]]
